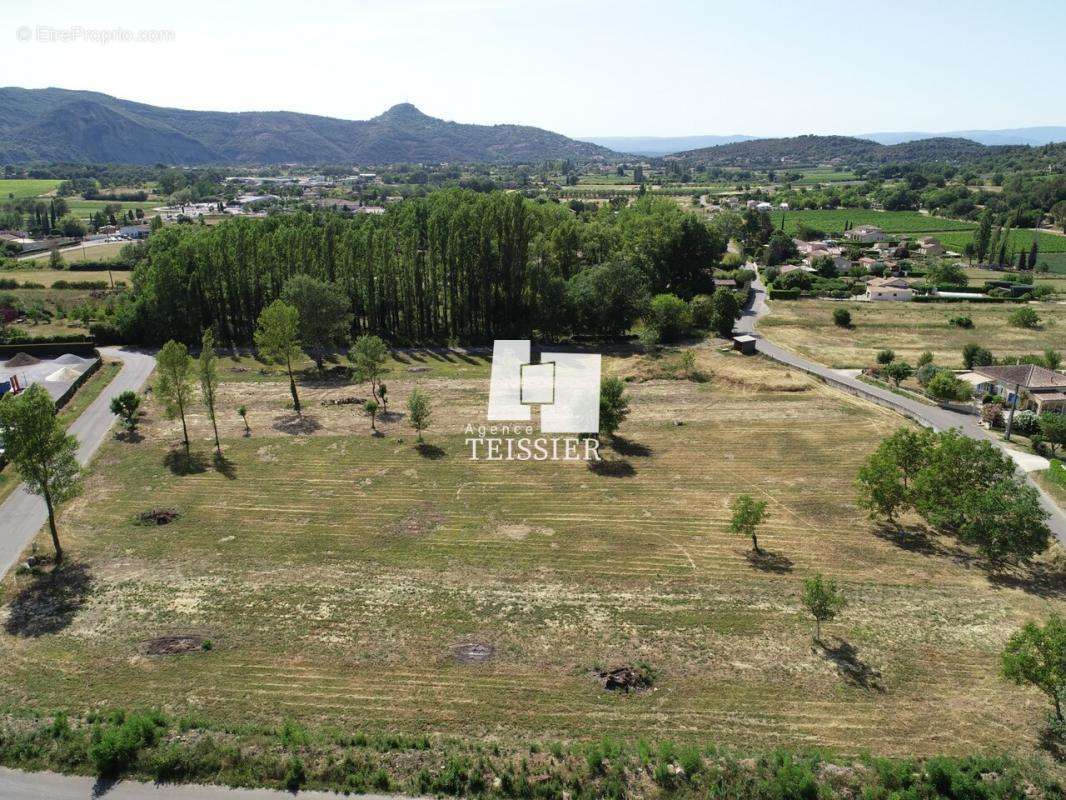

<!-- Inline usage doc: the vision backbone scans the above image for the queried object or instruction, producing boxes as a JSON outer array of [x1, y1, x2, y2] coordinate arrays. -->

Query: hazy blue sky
[[4, 0, 1064, 138]]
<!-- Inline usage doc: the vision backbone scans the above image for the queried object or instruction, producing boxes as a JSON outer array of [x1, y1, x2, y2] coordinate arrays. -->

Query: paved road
[[0, 768, 408, 800], [0, 347, 157, 578], [738, 272, 1066, 544]]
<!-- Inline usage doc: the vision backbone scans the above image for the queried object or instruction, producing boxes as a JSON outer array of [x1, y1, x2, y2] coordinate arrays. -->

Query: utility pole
[[1004, 382, 1020, 441]]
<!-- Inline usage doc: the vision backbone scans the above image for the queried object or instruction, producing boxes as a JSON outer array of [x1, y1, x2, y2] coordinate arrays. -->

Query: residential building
[[972, 365, 1066, 414], [865, 276, 913, 301], [844, 224, 886, 243]]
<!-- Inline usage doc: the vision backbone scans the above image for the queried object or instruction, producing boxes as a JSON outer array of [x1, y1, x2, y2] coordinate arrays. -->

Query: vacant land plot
[[0, 178, 61, 199], [772, 210, 976, 235], [758, 299, 1066, 368], [64, 198, 162, 221], [0, 268, 124, 286], [1, 346, 1062, 764], [763, 298, 1061, 369], [19, 241, 130, 265]]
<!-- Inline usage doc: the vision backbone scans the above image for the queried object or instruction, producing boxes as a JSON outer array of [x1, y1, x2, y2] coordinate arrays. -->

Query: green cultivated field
[[0, 178, 61, 199], [64, 198, 162, 220], [1, 348, 1062, 764], [772, 209, 976, 235]]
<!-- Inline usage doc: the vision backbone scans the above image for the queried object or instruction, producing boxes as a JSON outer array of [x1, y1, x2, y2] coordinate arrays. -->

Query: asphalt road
[[0, 768, 408, 800], [738, 272, 1066, 544], [0, 346, 157, 578]]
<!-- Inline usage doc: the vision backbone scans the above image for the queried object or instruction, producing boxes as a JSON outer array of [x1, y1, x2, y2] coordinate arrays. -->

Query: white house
[[865, 276, 913, 301], [845, 225, 887, 243]]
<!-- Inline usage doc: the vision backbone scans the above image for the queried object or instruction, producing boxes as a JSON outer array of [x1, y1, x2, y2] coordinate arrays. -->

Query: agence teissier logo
[[465, 340, 601, 461]]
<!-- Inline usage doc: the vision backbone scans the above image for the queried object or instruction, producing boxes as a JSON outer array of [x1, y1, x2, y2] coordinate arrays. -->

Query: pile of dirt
[[454, 642, 495, 664], [144, 634, 205, 655], [321, 396, 363, 406], [4, 352, 40, 368], [137, 508, 180, 526], [596, 664, 656, 693]]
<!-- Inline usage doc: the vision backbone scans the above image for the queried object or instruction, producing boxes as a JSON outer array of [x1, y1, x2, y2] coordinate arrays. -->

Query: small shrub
[[284, 755, 306, 791], [832, 308, 851, 327], [876, 349, 895, 365]]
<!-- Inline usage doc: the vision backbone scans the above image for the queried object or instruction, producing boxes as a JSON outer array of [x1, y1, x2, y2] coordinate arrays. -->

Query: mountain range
[[585, 127, 1066, 155], [672, 135, 1016, 167], [0, 87, 615, 165]]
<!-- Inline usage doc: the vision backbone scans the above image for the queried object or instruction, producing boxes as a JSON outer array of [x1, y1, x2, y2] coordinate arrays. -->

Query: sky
[[3, 0, 1065, 139]]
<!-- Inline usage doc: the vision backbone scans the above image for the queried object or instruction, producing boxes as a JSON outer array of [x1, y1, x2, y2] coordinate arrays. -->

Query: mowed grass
[[19, 241, 130, 265], [759, 299, 1066, 368], [0, 268, 125, 286], [1, 347, 1062, 762], [772, 209, 976, 235], [0, 179, 61, 199], [936, 229, 1066, 259]]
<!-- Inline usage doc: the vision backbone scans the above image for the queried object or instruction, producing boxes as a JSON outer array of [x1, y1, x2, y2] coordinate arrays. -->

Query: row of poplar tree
[[112, 190, 725, 345]]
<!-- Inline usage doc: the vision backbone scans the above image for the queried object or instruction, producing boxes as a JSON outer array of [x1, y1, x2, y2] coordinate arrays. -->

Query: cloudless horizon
[[3, 0, 1065, 140]]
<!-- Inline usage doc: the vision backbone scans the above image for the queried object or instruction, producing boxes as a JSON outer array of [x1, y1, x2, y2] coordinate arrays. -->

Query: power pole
[[1004, 382, 1020, 441]]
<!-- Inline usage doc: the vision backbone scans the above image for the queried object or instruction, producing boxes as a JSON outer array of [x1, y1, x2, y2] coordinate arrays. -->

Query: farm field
[[1, 269, 124, 286], [1, 346, 1063, 765], [18, 241, 130, 264], [0, 178, 61, 199], [63, 198, 163, 220], [757, 299, 1066, 368], [962, 265, 1066, 288], [771, 209, 976, 235], [936, 229, 1066, 260]]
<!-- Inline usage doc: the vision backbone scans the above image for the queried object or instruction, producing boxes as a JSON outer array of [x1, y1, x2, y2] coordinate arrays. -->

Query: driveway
[[0, 347, 156, 578], [738, 271, 1066, 544]]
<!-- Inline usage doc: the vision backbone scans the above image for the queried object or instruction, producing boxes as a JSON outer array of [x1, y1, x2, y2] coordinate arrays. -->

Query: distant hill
[[581, 134, 757, 157], [0, 88, 617, 165], [862, 126, 1066, 147], [671, 134, 1018, 166]]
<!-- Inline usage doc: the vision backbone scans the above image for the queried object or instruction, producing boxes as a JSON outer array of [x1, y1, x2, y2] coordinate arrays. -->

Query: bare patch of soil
[[454, 642, 495, 664], [387, 503, 444, 537], [144, 634, 207, 656], [272, 414, 322, 435]]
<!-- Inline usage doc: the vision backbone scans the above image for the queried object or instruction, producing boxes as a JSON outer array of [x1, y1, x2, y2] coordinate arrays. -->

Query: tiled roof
[[974, 364, 1066, 389]]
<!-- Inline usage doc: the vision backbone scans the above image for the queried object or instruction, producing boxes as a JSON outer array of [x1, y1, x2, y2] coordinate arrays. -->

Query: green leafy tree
[[962, 343, 994, 370], [926, 371, 970, 404], [881, 361, 913, 387], [1002, 615, 1066, 722], [0, 384, 81, 562], [1044, 349, 1062, 371], [238, 404, 250, 434], [109, 390, 141, 432], [876, 349, 895, 365], [958, 479, 1050, 564], [198, 328, 222, 457], [802, 574, 846, 642], [832, 308, 851, 328], [598, 376, 629, 438], [281, 274, 352, 373], [709, 290, 741, 338], [912, 431, 1014, 533], [155, 340, 195, 453], [644, 293, 692, 343], [406, 389, 431, 442], [1008, 307, 1040, 329], [730, 494, 769, 553], [351, 335, 389, 403], [364, 399, 379, 432], [254, 300, 302, 415], [856, 428, 935, 528], [1038, 413, 1066, 456]]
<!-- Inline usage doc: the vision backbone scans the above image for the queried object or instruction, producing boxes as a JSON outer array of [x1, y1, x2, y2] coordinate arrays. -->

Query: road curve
[[0, 346, 157, 578], [737, 272, 1066, 544], [0, 767, 412, 800]]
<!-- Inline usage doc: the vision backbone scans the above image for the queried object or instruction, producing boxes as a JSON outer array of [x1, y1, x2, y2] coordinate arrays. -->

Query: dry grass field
[[758, 299, 1066, 368], [1, 346, 1063, 765]]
